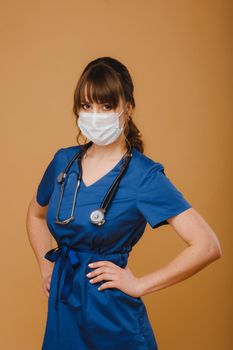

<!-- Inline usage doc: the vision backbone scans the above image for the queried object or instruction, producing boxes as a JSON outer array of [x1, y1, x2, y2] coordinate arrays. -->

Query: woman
[[26, 57, 222, 350]]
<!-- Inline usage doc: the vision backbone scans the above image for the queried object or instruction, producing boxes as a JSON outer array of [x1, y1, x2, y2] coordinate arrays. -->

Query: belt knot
[[44, 244, 81, 309]]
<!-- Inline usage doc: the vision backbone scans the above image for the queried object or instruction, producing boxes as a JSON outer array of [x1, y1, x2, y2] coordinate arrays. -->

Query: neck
[[86, 138, 128, 160]]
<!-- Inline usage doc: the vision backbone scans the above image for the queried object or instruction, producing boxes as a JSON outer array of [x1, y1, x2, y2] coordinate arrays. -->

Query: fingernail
[[88, 263, 94, 267]]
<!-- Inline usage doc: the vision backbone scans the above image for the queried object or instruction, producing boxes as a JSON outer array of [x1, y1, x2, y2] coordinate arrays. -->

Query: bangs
[[75, 65, 124, 110]]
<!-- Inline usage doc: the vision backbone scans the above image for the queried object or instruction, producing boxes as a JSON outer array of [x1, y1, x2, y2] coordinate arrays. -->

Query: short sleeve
[[36, 148, 63, 206], [136, 163, 192, 229]]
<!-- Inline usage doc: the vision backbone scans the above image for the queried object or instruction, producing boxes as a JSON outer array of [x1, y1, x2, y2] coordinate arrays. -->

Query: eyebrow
[[80, 101, 111, 105]]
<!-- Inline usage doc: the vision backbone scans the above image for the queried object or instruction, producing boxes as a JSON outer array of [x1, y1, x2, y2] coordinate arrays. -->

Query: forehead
[[79, 80, 123, 108]]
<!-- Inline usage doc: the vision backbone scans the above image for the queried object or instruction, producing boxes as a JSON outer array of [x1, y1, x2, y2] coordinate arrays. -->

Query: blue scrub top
[[36, 144, 192, 350]]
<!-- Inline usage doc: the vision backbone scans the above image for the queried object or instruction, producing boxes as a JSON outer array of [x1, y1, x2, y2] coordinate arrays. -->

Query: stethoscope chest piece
[[90, 208, 105, 226]]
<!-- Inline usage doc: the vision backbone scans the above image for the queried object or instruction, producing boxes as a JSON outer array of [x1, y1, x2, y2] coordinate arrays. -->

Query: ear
[[125, 102, 133, 117]]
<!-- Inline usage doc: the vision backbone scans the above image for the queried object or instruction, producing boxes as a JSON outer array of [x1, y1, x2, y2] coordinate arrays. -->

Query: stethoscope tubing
[[55, 141, 132, 225]]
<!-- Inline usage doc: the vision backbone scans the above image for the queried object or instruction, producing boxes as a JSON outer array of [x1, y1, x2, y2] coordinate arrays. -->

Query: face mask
[[77, 110, 124, 145]]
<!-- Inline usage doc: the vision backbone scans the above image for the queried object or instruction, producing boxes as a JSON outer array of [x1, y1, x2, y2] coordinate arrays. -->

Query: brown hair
[[72, 57, 144, 153]]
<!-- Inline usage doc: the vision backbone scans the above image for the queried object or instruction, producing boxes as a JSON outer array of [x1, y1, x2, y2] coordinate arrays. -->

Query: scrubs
[[36, 144, 192, 350]]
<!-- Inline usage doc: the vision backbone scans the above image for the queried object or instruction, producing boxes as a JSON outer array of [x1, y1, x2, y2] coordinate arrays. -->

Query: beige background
[[0, 1, 232, 349]]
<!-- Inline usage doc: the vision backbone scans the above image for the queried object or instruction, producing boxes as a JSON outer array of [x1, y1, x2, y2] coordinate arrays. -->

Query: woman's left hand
[[86, 260, 142, 298]]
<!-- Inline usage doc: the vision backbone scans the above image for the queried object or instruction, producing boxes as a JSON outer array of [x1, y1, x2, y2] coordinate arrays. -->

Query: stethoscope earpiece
[[57, 172, 65, 183]]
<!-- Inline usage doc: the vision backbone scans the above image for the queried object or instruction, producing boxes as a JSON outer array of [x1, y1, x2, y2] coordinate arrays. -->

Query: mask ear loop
[[117, 110, 124, 117]]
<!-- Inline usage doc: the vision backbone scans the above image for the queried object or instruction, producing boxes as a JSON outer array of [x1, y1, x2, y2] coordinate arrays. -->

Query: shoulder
[[133, 147, 165, 178], [53, 144, 83, 161]]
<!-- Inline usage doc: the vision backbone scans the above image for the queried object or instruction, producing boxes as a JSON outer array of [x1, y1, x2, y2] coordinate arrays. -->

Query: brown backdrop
[[0, 1, 232, 349]]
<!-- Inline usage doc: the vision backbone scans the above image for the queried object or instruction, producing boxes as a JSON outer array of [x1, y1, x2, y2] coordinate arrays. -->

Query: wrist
[[40, 262, 54, 279], [136, 276, 148, 297]]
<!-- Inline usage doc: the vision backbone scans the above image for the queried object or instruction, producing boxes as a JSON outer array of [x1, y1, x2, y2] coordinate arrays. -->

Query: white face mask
[[77, 110, 124, 145]]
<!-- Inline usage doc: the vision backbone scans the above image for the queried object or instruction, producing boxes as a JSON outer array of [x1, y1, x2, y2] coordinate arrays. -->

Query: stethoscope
[[55, 141, 133, 226]]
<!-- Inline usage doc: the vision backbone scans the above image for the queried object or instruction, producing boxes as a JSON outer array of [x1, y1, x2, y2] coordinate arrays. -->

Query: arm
[[138, 207, 222, 296], [26, 191, 54, 296]]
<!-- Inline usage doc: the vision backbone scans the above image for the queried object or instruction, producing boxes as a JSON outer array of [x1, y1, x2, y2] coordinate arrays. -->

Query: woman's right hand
[[42, 273, 52, 298]]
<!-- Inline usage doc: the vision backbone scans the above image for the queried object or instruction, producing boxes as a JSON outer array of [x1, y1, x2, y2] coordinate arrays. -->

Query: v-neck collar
[[77, 147, 135, 189]]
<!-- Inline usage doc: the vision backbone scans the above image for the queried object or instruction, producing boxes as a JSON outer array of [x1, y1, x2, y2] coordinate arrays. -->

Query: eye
[[80, 103, 90, 110], [102, 104, 112, 111]]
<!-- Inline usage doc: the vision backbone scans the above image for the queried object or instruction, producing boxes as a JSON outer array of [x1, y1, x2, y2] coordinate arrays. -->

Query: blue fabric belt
[[44, 244, 131, 310], [44, 244, 82, 309]]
